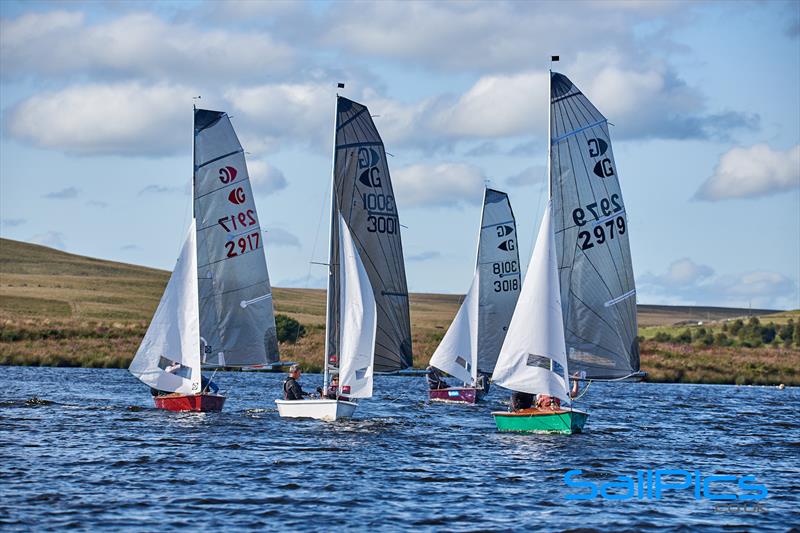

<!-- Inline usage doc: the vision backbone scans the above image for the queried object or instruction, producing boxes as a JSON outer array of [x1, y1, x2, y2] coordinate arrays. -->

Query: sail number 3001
[[225, 231, 260, 258]]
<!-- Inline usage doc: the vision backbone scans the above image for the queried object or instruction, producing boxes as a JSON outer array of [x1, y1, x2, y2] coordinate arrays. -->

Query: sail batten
[[193, 108, 279, 368], [549, 72, 639, 379]]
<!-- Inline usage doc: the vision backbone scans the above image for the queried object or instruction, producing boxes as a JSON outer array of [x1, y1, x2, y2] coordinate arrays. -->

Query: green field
[[1, 238, 797, 385]]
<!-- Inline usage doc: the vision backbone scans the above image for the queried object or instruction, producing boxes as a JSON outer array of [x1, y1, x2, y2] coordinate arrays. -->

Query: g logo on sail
[[593, 159, 615, 178], [219, 166, 237, 184], [496, 225, 514, 237], [587, 138, 608, 158], [498, 239, 515, 251], [357, 147, 380, 169], [359, 167, 382, 188], [228, 187, 246, 205]]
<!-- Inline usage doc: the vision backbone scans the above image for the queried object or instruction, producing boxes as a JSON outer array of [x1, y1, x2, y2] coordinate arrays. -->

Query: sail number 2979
[[572, 194, 627, 251]]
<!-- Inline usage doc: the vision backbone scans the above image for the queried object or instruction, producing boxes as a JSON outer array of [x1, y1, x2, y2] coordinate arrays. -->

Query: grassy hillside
[[1, 238, 797, 384]]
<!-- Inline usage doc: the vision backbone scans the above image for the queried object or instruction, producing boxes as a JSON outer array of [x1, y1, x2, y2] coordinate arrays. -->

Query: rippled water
[[1, 366, 798, 531]]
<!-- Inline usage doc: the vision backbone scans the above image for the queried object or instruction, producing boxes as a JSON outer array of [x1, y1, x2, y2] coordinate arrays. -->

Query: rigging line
[[336, 107, 368, 131], [551, 118, 606, 144], [195, 149, 243, 170]]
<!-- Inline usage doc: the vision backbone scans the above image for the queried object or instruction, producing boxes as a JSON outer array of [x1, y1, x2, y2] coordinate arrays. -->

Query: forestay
[[337, 214, 377, 399], [327, 97, 413, 374], [129, 222, 201, 394], [492, 201, 570, 402], [476, 188, 521, 375], [549, 72, 639, 379], [193, 109, 279, 368]]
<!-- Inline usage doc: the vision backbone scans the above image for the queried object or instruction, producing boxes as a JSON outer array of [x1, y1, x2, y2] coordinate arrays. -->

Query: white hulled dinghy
[[129, 108, 281, 412], [428, 188, 520, 404], [491, 64, 642, 433], [276, 90, 413, 421]]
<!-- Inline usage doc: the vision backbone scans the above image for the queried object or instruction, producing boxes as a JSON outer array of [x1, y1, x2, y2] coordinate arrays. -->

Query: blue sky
[[1, 0, 798, 309]]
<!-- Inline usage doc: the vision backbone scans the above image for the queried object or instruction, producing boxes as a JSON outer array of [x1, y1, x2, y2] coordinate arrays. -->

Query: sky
[[0, 0, 798, 310]]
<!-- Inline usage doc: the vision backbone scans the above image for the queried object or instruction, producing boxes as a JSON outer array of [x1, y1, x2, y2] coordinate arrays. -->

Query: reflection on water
[[0, 366, 798, 531]]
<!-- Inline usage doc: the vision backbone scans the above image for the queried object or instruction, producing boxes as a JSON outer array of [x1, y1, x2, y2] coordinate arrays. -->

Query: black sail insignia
[[549, 73, 640, 379], [327, 97, 413, 374]]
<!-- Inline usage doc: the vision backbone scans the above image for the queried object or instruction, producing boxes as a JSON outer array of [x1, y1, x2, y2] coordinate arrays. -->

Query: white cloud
[[695, 144, 800, 201], [506, 166, 546, 187], [225, 83, 332, 153], [6, 82, 192, 156], [248, 160, 288, 195], [27, 231, 66, 251], [43, 187, 80, 199], [0, 11, 294, 82], [407, 250, 441, 262], [1, 218, 26, 228], [639, 259, 798, 309], [392, 163, 486, 208], [264, 227, 300, 248], [641, 258, 714, 288]]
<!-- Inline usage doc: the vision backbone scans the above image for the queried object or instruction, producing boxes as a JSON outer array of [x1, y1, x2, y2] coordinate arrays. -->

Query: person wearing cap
[[283, 365, 312, 401]]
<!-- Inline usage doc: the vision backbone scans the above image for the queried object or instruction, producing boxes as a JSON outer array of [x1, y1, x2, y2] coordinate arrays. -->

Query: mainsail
[[549, 72, 639, 379], [476, 188, 521, 375], [492, 201, 570, 402], [326, 96, 413, 374], [129, 222, 201, 394], [429, 188, 520, 383], [193, 109, 279, 367]]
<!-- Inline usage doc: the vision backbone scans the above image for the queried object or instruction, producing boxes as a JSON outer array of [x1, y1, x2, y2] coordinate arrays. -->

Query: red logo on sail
[[219, 166, 237, 184], [228, 187, 246, 205]]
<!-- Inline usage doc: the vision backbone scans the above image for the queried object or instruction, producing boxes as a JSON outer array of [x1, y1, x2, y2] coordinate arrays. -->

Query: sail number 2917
[[225, 231, 260, 258]]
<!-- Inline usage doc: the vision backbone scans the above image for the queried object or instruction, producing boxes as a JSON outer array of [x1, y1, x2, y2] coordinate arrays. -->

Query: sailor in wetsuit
[[426, 365, 450, 390], [283, 364, 312, 401]]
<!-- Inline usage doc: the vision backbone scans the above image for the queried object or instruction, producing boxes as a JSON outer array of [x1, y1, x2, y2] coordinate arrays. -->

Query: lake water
[[1, 366, 798, 531]]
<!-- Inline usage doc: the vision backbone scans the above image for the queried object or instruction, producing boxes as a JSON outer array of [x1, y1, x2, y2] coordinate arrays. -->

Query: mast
[[323, 83, 343, 389], [469, 186, 488, 385], [547, 56, 557, 199]]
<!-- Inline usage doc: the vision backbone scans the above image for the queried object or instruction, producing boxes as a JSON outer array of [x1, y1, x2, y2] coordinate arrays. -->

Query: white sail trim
[[129, 222, 201, 394], [337, 214, 377, 399], [492, 201, 570, 402], [429, 271, 480, 384]]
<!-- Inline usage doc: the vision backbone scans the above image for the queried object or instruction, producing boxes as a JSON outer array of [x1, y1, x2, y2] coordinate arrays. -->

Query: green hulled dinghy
[[492, 408, 588, 434]]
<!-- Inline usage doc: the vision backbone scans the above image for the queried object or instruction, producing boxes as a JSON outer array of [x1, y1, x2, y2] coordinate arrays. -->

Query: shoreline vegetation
[[1, 238, 798, 386]]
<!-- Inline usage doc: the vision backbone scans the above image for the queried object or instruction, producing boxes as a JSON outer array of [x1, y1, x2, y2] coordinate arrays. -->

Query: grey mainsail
[[326, 96, 413, 374], [193, 108, 279, 367], [476, 188, 521, 375], [549, 72, 639, 379]]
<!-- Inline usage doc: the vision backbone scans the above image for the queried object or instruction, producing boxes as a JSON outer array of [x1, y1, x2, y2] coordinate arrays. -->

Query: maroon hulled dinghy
[[426, 188, 521, 405], [429, 387, 478, 404]]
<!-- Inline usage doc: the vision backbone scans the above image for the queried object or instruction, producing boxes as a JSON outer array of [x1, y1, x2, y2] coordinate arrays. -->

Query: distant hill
[[0, 237, 779, 325]]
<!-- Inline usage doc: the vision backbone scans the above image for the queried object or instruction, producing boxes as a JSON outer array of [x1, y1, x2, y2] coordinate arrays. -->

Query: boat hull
[[429, 387, 478, 404], [275, 399, 357, 421], [492, 408, 588, 434], [153, 394, 226, 412]]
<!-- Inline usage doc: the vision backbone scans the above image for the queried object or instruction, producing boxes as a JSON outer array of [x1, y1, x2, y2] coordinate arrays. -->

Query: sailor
[[283, 364, 312, 401], [534, 374, 581, 411], [510, 391, 534, 411], [324, 375, 350, 401], [426, 365, 449, 390], [201, 374, 219, 395]]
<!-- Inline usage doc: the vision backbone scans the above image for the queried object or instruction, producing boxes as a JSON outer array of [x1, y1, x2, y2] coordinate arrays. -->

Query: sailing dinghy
[[276, 91, 413, 421], [129, 108, 280, 412], [491, 66, 641, 433], [428, 188, 520, 404]]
